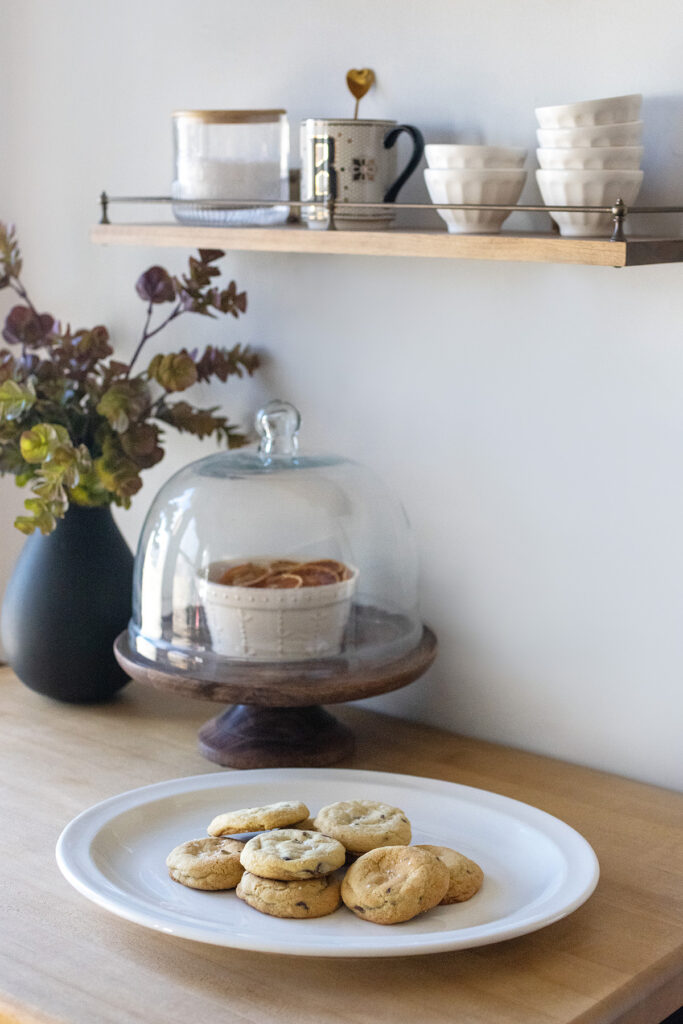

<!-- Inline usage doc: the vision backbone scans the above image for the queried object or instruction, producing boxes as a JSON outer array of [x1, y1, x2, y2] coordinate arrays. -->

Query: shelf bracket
[[610, 197, 627, 242], [99, 191, 110, 225]]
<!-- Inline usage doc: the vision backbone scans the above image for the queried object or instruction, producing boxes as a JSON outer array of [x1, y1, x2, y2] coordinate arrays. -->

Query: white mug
[[300, 118, 424, 230]]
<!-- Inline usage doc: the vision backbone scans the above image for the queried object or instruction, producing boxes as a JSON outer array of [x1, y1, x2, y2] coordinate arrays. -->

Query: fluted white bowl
[[535, 168, 643, 237], [536, 146, 643, 171], [535, 93, 642, 129], [425, 144, 527, 169], [537, 121, 643, 149], [424, 167, 527, 233]]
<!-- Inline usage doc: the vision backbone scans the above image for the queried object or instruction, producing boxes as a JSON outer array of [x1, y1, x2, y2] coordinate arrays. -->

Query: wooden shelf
[[91, 222, 683, 266]]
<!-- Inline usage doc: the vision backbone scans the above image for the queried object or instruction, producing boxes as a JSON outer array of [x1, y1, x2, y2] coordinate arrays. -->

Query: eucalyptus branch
[[125, 302, 186, 378]]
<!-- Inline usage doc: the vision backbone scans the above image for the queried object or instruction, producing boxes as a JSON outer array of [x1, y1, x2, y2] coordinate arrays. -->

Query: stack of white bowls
[[423, 145, 527, 234], [534, 93, 644, 237]]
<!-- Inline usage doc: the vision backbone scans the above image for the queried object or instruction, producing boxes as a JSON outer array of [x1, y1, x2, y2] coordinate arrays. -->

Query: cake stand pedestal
[[114, 621, 436, 769]]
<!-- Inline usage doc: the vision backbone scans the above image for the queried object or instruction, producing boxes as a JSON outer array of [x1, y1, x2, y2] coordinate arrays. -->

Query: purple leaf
[[2, 305, 54, 348], [135, 266, 176, 304]]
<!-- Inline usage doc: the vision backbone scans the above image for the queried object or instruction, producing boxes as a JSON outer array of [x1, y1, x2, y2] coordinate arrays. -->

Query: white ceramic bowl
[[535, 93, 642, 129], [536, 146, 643, 171], [424, 168, 527, 234], [535, 168, 644, 237], [537, 121, 643, 149], [199, 559, 359, 661], [424, 144, 527, 169]]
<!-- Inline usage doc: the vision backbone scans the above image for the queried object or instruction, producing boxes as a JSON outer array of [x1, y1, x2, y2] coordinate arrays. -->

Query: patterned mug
[[300, 118, 424, 230]]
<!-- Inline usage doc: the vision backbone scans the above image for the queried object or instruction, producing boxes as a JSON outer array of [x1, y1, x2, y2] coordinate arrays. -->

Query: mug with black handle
[[300, 118, 425, 230]]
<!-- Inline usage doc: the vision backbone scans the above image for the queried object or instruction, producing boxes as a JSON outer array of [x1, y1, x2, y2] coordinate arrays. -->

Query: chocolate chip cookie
[[313, 799, 411, 855], [166, 837, 245, 891], [415, 844, 484, 903], [207, 800, 309, 837], [341, 845, 449, 924], [236, 871, 342, 919], [240, 828, 346, 880]]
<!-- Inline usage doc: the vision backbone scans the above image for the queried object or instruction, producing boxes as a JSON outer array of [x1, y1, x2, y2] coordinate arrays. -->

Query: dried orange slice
[[218, 557, 353, 588], [261, 573, 303, 589], [294, 566, 339, 587], [218, 562, 269, 587], [304, 559, 347, 577]]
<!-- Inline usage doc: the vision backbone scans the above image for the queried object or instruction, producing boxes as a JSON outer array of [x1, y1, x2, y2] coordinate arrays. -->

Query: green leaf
[[0, 439, 28, 476], [68, 467, 114, 508], [15, 504, 57, 535], [147, 350, 198, 392], [94, 434, 143, 501], [97, 378, 150, 433], [19, 423, 69, 463], [0, 222, 22, 282], [0, 379, 36, 421], [12, 429, 90, 533], [14, 495, 66, 535]]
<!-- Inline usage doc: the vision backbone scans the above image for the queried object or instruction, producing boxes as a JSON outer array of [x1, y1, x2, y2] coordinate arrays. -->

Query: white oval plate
[[56, 768, 599, 957]]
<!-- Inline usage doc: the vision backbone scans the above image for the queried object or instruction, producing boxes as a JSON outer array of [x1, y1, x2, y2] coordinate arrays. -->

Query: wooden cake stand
[[114, 612, 437, 769]]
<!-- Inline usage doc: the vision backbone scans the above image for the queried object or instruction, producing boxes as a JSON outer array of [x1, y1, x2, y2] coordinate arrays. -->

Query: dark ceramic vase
[[1, 504, 134, 703]]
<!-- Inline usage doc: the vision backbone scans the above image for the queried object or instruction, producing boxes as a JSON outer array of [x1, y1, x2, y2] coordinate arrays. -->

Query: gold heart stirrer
[[346, 68, 375, 119]]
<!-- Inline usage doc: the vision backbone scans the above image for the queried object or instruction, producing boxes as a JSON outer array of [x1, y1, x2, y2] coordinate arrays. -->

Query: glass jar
[[129, 401, 423, 678], [172, 109, 290, 226]]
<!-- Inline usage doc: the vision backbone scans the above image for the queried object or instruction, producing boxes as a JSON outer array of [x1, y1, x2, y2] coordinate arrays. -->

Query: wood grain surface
[[90, 222, 683, 267], [0, 665, 681, 1024]]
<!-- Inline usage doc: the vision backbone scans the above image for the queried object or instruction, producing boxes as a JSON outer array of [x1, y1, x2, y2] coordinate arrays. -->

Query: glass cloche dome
[[128, 401, 422, 679]]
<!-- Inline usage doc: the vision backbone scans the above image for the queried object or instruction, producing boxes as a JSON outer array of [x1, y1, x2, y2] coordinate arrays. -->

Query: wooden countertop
[[0, 665, 681, 1024]]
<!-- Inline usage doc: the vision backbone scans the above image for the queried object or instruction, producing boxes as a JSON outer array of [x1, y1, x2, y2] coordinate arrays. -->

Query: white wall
[[2, 0, 682, 790]]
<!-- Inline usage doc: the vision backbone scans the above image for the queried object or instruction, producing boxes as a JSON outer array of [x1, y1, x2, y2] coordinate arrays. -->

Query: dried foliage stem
[[126, 300, 183, 377], [126, 299, 155, 377]]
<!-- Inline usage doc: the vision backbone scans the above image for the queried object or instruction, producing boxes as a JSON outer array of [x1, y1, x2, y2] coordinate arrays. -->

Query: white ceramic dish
[[424, 167, 527, 234], [56, 767, 599, 958], [537, 121, 643, 149], [199, 559, 358, 660], [536, 146, 643, 171], [535, 93, 642, 129], [536, 168, 644, 237], [424, 144, 527, 169]]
